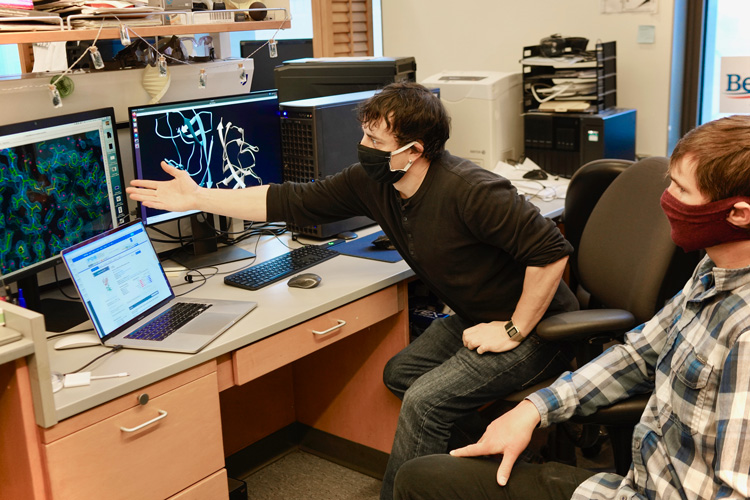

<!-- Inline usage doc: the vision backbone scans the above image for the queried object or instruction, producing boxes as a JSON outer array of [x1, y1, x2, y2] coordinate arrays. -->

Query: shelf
[[0, 19, 286, 44], [521, 41, 617, 114]]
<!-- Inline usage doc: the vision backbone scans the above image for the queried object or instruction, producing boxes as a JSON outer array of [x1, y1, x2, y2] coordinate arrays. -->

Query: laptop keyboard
[[125, 302, 212, 341], [224, 244, 339, 291]]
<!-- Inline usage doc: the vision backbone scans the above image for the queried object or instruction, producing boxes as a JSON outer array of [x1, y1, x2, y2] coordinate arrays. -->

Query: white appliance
[[421, 71, 523, 169]]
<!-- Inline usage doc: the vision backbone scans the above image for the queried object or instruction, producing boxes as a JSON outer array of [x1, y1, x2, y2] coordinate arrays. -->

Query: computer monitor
[[239, 39, 314, 92], [273, 56, 417, 102], [129, 91, 283, 267], [0, 107, 128, 314]]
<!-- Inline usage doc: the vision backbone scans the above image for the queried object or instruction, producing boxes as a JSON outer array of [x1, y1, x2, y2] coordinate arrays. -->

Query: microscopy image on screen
[[0, 131, 112, 276]]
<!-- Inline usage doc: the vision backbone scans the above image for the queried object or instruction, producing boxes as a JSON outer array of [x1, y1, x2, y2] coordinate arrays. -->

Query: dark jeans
[[394, 455, 596, 500], [380, 314, 571, 500]]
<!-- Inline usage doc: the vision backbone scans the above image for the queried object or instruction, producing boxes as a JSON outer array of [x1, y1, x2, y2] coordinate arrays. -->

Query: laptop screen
[[62, 221, 173, 340]]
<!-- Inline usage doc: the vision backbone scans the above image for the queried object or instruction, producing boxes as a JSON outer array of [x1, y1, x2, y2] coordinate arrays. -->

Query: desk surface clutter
[[43, 226, 413, 422], [492, 158, 569, 220], [22, 174, 563, 425]]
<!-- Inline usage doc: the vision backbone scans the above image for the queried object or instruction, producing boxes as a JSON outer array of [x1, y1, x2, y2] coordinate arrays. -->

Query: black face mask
[[357, 142, 416, 184]]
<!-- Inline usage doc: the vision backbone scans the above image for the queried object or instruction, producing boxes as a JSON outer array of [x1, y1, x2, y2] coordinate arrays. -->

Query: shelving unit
[[0, 19, 287, 44], [1, 16, 289, 73], [521, 40, 617, 114]]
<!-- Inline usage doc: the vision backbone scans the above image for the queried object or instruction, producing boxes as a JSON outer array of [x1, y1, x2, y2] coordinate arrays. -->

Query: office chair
[[498, 157, 633, 403], [562, 158, 632, 298], [501, 156, 700, 475]]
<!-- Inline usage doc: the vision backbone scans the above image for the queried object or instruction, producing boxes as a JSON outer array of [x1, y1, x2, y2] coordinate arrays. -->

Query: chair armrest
[[536, 309, 636, 343]]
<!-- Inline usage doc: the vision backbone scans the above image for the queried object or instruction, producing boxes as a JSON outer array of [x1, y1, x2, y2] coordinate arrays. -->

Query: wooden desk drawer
[[233, 285, 402, 385], [168, 469, 228, 500], [44, 372, 224, 500]]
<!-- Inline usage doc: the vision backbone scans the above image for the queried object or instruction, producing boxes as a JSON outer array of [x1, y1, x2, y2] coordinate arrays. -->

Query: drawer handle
[[312, 319, 346, 335], [120, 410, 168, 433]]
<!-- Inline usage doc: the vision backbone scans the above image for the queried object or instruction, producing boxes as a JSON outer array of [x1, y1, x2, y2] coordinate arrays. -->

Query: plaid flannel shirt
[[528, 255, 750, 499]]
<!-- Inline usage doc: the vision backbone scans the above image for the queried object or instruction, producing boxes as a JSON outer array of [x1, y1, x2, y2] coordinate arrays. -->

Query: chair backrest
[[576, 156, 699, 324], [564, 158, 633, 290]]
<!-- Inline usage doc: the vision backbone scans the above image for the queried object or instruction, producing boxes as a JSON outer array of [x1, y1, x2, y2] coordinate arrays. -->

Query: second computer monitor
[[0, 107, 127, 284], [129, 91, 283, 226], [239, 38, 314, 92]]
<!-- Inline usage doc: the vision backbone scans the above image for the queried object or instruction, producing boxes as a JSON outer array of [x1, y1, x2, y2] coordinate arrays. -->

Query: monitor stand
[[16, 275, 89, 332], [169, 213, 255, 269]]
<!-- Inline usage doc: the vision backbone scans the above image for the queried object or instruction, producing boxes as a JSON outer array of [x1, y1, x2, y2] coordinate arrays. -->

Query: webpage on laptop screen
[[66, 225, 172, 337]]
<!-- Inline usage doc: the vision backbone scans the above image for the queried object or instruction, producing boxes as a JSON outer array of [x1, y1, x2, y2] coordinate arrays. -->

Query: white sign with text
[[720, 56, 750, 113]]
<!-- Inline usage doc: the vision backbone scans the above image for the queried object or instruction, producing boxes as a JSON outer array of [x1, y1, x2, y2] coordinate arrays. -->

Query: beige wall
[[381, 0, 676, 157]]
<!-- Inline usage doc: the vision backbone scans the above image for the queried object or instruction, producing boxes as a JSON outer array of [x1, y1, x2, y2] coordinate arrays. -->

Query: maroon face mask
[[660, 190, 750, 252]]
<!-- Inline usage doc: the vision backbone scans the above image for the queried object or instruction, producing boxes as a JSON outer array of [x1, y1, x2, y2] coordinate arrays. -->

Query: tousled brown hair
[[356, 82, 450, 161], [670, 114, 750, 201]]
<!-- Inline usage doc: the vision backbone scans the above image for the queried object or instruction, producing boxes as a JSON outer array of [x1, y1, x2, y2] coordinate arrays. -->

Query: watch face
[[505, 321, 518, 338]]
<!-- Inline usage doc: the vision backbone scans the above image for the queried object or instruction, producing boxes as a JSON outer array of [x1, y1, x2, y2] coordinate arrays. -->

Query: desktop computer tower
[[524, 108, 636, 178], [279, 91, 376, 238], [274, 56, 417, 102]]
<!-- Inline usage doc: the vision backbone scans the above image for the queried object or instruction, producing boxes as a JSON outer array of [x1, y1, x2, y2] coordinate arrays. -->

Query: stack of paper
[[32, 0, 163, 27], [0, 4, 63, 30]]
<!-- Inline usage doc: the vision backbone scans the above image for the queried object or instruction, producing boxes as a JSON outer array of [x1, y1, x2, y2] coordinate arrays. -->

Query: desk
[[1, 182, 566, 499], [1, 228, 415, 500], [492, 161, 569, 220]]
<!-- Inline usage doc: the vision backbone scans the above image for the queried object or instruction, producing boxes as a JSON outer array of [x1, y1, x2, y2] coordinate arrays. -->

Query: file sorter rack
[[521, 40, 617, 114]]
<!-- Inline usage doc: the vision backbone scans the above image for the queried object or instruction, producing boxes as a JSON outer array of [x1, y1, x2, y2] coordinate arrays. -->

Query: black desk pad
[[334, 231, 403, 263]]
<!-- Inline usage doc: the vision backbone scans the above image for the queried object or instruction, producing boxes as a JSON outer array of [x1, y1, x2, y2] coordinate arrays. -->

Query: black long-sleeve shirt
[[267, 151, 577, 324]]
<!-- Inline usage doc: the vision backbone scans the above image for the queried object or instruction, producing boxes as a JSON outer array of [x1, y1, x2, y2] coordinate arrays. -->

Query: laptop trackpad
[[181, 313, 237, 335]]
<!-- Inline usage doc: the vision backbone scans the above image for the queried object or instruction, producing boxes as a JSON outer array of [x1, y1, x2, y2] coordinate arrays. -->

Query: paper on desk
[[492, 156, 543, 175], [32, 41, 68, 72], [492, 158, 568, 200]]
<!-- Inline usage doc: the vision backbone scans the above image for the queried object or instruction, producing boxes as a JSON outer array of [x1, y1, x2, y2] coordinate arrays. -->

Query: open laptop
[[61, 220, 256, 354]]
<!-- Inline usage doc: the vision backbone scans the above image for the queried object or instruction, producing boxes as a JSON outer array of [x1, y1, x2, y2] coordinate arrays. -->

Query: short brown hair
[[670, 114, 750, 201], [357, 82, 450, 161]]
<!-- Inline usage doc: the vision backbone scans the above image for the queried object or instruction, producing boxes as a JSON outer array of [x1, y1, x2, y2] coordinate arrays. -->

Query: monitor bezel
[[0, 106, 128, 284]]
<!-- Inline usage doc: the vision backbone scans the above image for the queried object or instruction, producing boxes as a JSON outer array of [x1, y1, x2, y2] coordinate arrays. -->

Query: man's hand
[[127, 161, 200, 213], [450, 400, 541, 486], [462, 321, 520, 354]]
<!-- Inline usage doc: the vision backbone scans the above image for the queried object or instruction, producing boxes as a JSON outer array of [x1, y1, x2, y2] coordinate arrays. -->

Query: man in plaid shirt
[[393, 116, 750, 500]]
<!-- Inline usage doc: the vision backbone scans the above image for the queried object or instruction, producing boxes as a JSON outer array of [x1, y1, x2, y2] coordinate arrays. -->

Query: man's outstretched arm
[[127, 161, 270, 221]]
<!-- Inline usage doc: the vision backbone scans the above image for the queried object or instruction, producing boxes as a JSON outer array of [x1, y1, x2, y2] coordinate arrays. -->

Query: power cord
[[53, 264, 81, 300], [173, 266, 219, 296], [505, 177, 564, 202], [65, 345, 124, 374], [46, 327, 95, 340]]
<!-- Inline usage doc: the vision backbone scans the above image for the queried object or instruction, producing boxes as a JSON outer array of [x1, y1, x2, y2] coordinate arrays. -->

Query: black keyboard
[[224, 245, 339, 291], [125, 302, 212, 341]]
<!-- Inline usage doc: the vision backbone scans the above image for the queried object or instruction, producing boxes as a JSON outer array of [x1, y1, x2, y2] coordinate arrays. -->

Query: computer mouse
[[522, 169, 548, 180], [287, 273, 322, 289], [53, 332, 102, 350], [372, 234, 396, 251]]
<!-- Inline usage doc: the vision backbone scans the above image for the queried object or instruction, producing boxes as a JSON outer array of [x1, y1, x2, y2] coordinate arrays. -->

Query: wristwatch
[[505, 319, 521, 340]]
